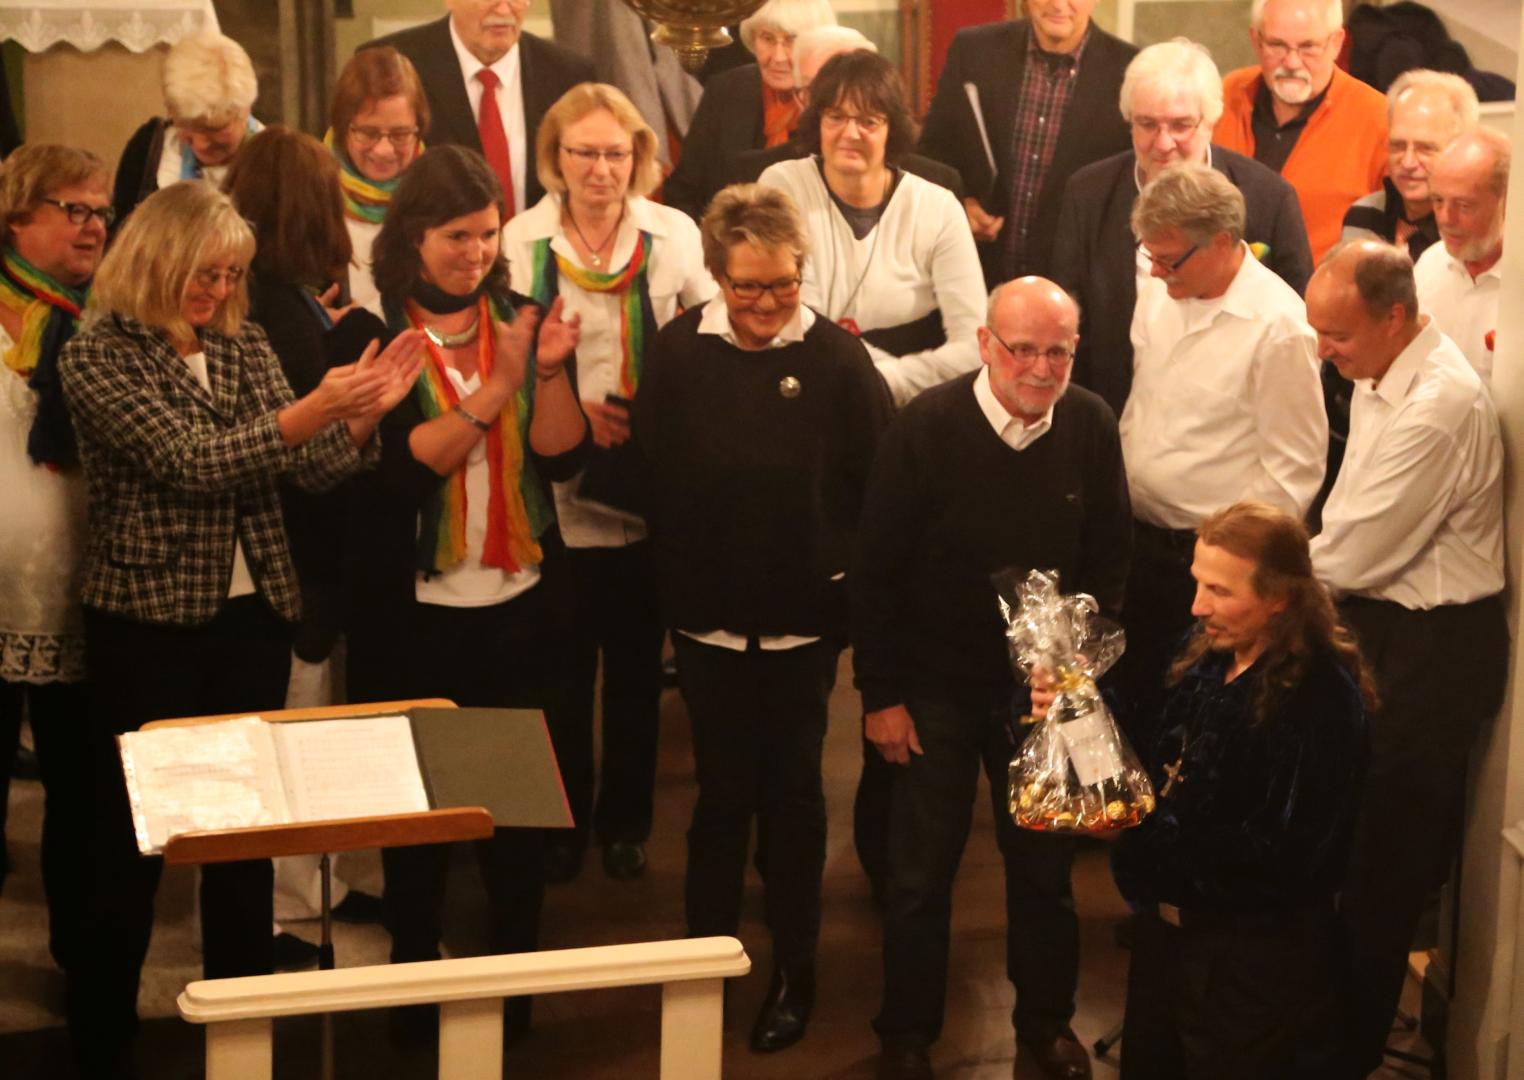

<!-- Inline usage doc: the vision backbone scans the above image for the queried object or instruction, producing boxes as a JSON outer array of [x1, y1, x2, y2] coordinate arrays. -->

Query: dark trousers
[[1336, 594, 1508, 1077], [553, 542, 664, 852], [1116, 521, 1198, 742], [875, 689, 1079, 1046], [1121, 906, 1339, 1080], [674, 635, 836, 970], [0, 678, 93, 965], [376, 588, 564, 1030], [853, 736, 892, 896], [75, 597, 289, 1073]]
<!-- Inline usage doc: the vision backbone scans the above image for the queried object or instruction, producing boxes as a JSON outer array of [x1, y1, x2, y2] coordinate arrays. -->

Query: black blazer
[[360, 18, 594, 210], [1050, 145, 1314, 416], [916, 20, 1136, 284], [730, 140, 967, 202], [663, 63, 765, 222]]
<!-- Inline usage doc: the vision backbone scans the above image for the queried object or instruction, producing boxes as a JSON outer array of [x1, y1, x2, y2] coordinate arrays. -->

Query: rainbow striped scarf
[[324, 128, 423, 225], [0, 247, 87, 466], [531, 229, 655, 399], [408, 293, 552, 575]]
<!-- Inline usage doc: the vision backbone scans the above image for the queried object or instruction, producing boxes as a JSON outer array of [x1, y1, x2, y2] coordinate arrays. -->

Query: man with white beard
[[1213, 0, 1388, 262]]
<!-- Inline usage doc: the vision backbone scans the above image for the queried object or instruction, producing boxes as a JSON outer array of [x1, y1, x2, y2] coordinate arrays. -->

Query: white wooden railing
[[177, 936, 752, 1080]]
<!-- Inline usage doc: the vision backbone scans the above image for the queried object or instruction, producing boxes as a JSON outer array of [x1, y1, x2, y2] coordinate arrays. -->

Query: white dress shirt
[[1310, 320, 1503, 609], [503, 193, 718, 549], [756, 158, 986, 407], [1121, 246, 1326, 529], [972, 366, 1053, 451], [449, 20, 526, 215], [345, 218, 382, 317], [413, 366, 541, 608], [679, 299, 822, 654], [1413, 242, 1500, 382]]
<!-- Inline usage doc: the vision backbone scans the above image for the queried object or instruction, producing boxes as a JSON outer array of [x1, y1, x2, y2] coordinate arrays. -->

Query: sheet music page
[[118, 718, 289, 855], [271, 715, 430, 822]]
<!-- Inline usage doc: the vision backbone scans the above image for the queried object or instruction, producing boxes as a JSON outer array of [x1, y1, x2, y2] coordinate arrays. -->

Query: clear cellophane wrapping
[[996, 569, 1155, 835]]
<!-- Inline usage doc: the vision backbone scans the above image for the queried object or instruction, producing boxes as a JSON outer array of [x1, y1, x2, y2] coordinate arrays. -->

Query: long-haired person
[[504, 82, 716, 882], [327, 46, 430, 315], [346, 145, 587, 1043], [58, 181, 422, 1072]]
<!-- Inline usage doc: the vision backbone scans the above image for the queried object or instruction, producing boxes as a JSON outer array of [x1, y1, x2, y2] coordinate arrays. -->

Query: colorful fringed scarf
[[531, 230, 656, 399], [323, 128, 423, 224], [407, 293, 552, 575], [0, 247, 87, 467], [177, 114, 261, 180], [763, 86, 802, 149]]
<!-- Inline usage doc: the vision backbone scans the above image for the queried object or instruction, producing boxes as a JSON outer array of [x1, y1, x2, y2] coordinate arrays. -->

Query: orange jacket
[[1214, 65, 1388, 262]]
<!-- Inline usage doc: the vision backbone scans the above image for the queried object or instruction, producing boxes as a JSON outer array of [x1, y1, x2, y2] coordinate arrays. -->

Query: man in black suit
[[729, 26, 965, 201], [1050, 39, 1313, 416], [917, 0, 1136, 287], [361, 0, 594, 218]]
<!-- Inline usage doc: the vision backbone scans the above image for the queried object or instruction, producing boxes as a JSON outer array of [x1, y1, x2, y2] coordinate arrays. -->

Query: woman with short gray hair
[[112, 30, 262, 225]]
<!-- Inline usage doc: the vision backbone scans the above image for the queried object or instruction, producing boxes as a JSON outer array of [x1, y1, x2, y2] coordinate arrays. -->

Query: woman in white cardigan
[[757, 49, 985, 408]]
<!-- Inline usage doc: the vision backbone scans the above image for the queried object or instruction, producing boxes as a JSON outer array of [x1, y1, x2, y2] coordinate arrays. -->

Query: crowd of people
[[0, 0, 1513, 1078]]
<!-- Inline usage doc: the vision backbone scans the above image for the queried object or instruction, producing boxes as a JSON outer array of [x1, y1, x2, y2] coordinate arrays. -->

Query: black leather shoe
[[602, 840, 646, 880], [878, 1035, 934, 1079], [543, 843, 583, 884], [331, 890, 384, 923], [272, 931, 319, 971], [748, 965, 814, 1052], [1018, 1030, 1092, 1079]]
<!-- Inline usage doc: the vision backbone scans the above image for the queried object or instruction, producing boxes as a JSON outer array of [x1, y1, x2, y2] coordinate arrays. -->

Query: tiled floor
[[0, 652, 1431, 1078]]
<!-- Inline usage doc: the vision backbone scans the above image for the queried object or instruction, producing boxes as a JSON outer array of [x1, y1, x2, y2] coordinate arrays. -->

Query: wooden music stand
[[144, 699, 497, 1079]]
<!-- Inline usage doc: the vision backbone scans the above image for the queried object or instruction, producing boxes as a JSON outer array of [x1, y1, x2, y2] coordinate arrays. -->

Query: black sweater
[[851, 373, 1131, 712], [633, 305, 891, 638]]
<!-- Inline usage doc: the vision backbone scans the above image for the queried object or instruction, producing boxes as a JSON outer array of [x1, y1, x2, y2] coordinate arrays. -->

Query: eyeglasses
[[984, 329, 1074, 367], [753, 30, 797, 50], [348, 125, 420, 150], [724, 274, 802, 301], [1256, 33, 1334, 61], [1137, 241, 1200, 273], [1130, 116, 1202, 140], [821, 109, 887, 135], [44, 199, 115, 227], [560, 145, 633, 166], [191, 266, 246, 290]]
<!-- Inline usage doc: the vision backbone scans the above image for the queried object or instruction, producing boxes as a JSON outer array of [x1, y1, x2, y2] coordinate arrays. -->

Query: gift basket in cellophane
[[997, 569, 1155, 835]]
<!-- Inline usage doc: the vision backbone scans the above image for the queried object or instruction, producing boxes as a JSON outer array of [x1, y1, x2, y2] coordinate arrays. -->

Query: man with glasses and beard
[[854, 277, 1130, 1080], [1213, 0, 1388, 262]]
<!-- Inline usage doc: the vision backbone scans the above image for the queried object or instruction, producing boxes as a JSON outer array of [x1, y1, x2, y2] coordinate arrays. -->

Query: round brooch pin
[[778, 376, 802, 399]]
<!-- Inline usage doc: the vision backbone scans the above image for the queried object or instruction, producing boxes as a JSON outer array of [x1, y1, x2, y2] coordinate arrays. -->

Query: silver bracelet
[[454, 403, 491, 432]]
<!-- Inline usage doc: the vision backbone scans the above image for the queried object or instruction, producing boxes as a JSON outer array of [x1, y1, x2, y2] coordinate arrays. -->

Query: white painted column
[[659, 978, 726, 1080], [204, 1017, 273, 1080], [1445, 14, 1524, 1079]]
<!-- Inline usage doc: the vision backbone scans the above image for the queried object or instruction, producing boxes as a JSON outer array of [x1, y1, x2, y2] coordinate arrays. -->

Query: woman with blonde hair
[[113, 30, 262, 223], [57, 180, 422, 1072], [504, 82, 715, 883]]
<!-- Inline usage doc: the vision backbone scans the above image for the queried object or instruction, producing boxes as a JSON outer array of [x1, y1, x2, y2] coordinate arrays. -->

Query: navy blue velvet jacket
[[1112, 647, 1367, 915]]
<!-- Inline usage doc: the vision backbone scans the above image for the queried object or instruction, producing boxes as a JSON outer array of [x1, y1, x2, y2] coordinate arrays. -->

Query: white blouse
[[503, 193, 718, 549], [346, 217, 383, 318], [0, 326, 89, 682]]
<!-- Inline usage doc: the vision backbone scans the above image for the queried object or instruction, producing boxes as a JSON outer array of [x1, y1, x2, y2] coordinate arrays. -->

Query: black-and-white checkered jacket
[[59, 313, 378, 626]]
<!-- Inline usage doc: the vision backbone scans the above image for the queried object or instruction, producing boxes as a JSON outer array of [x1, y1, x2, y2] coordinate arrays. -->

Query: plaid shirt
[[59, 313, 378, 626], [1002, 26, 1091, 278]]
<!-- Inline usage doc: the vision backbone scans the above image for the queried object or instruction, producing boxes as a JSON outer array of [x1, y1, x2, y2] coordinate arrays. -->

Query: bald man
[[853, 279, 1130, 1080], [1414, 128, 1509, 381], [1306, 241, 1506, 1078]]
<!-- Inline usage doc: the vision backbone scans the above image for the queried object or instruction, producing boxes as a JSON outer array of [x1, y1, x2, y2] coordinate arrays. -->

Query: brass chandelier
[[619, 0, 769, 71]]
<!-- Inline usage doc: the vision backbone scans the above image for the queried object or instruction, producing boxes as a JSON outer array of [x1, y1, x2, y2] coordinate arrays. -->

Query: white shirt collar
[[697, 297, 814, 348], [973, 366, 1053, 450], [512, 192, 673, 243], [449, 17, 519, 91], [1369, 319, 1441, 406], [1439, 244, 1504, 286]]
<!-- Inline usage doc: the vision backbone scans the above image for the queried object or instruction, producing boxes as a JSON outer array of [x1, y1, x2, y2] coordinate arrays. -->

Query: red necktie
[[475, 68, 515, 217]]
